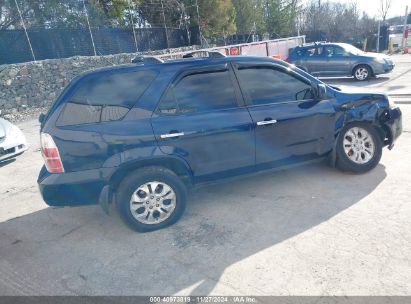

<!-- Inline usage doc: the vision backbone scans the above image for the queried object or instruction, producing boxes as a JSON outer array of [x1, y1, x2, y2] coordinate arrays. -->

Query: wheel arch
[[329, 119, 386, 167], [109, 156, 194, 191], [352, 63, 374, 77], [341, 119, 385, 138]]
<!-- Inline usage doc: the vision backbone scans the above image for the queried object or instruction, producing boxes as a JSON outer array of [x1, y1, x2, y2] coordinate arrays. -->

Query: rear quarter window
[[56, 69, 157, 126]]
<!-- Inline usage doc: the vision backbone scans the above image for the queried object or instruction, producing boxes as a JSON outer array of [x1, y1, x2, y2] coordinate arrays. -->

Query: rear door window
[[156, 69, 238, 115], [57, 69, 157, 126]]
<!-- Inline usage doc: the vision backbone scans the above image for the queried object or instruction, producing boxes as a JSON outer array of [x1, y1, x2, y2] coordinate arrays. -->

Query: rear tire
[[336, 122, 382, 173], [116, 166, 187, 232]]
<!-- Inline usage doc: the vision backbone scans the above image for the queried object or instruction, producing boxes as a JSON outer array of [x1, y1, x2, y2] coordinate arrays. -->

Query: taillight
[[40, 133, 64, 173]]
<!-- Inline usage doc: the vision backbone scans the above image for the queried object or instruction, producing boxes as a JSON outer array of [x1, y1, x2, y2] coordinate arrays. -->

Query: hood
[[361, 52, 390, 60], [333, 89, 388, 110]]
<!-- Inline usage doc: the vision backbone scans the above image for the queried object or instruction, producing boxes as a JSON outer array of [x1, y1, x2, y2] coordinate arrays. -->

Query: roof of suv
[[81, 55, 288, 77], [45, 55, 290, 118]]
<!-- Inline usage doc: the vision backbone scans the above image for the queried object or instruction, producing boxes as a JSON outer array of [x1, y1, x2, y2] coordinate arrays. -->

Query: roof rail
[[131, 55, 164, 65], [182, 51, 226, 59]]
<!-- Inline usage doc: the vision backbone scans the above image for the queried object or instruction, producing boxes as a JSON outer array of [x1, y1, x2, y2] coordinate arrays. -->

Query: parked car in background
[[38, 52, 402, 232], [0, 117, 28, 162], [288, 42, 395, 81], [389, 25, 411, 50]]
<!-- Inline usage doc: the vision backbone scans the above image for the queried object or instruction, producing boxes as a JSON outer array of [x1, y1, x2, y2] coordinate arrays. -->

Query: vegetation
[[0, 0, 401, 44], [301, 1, 379, 44]]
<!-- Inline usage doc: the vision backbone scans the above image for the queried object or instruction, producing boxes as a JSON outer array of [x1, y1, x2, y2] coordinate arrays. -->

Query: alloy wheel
[[355, 67, 369, 80], [130, 181, 176, 224], [343, 127, 375, 164]]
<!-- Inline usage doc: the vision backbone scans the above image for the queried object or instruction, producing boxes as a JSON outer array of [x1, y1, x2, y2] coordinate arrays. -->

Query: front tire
[[116, 166, 187, 232], [353, 65, 371, 81], [336, 123, 382, 173]]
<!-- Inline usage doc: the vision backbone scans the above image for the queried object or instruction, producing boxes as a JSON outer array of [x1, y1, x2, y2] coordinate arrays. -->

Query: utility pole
[[82, 0, 97, 56], [160, 0, 170, 50], [316, 0, 321, 41], [181, 4, 191, 45], [377, 20, 381, 52], [195, 0, 204, 47], [127, 0, 138, 52], [14, 0, 36, 61], [402, 5, 409, 50]]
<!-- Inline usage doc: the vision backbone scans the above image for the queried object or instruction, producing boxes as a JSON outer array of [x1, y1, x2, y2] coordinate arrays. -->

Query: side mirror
[[317, 83, 327, 100], [38, 113, 45, 123]]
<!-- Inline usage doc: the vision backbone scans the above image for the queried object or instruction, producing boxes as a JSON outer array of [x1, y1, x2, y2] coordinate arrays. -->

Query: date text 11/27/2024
[[149, 296, 257, 303]]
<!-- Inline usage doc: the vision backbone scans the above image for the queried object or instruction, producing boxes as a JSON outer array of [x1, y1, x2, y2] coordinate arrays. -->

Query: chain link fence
[[0, 27, 193, 64], [0, 0, 201, 65]]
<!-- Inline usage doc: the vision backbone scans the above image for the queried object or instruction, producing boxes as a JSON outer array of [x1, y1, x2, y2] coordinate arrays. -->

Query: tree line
[[0, 0, 403, 46]]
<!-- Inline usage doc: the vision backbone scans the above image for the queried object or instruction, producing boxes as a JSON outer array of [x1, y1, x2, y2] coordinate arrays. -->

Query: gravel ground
[[1, 106, 48, 123], [0, 106, 410, 296]]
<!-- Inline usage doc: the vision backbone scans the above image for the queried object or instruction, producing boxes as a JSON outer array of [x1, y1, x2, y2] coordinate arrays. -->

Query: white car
[[0, 117, 28, 162]]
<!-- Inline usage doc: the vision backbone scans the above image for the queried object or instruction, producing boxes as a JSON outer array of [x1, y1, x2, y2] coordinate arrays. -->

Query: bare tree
[[379, 0, 393, 21]]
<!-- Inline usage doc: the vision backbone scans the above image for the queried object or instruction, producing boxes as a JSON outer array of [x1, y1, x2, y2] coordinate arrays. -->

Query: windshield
[[339, 43, 365, 55]]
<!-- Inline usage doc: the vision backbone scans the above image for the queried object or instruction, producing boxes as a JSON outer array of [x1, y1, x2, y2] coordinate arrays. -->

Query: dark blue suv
[[38, 52, 402, 232]]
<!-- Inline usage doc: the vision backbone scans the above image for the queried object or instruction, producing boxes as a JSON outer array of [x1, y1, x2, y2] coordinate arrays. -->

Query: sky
[[304, 0, 411, 19]]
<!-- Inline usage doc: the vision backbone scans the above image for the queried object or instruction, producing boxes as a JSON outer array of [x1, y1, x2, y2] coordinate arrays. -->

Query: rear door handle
[[160, 132, 185, 139], [256, 119, 277, 126]]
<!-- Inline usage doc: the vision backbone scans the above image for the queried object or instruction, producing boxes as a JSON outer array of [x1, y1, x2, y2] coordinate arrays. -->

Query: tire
[[353, 65, 372, 81], [336, 122, 382, 173], [116, 166, 187, 232]]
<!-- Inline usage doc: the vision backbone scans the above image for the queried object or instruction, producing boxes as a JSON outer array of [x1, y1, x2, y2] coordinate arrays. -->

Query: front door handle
[[256, 119, 277, 126], [160, 132, 185, 139]]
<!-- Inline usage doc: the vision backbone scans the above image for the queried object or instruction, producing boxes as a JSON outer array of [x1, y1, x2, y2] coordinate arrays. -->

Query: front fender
[[335, 92, 389, 128], [328, 91, 391, 166], [351, 57, 380, 74]]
